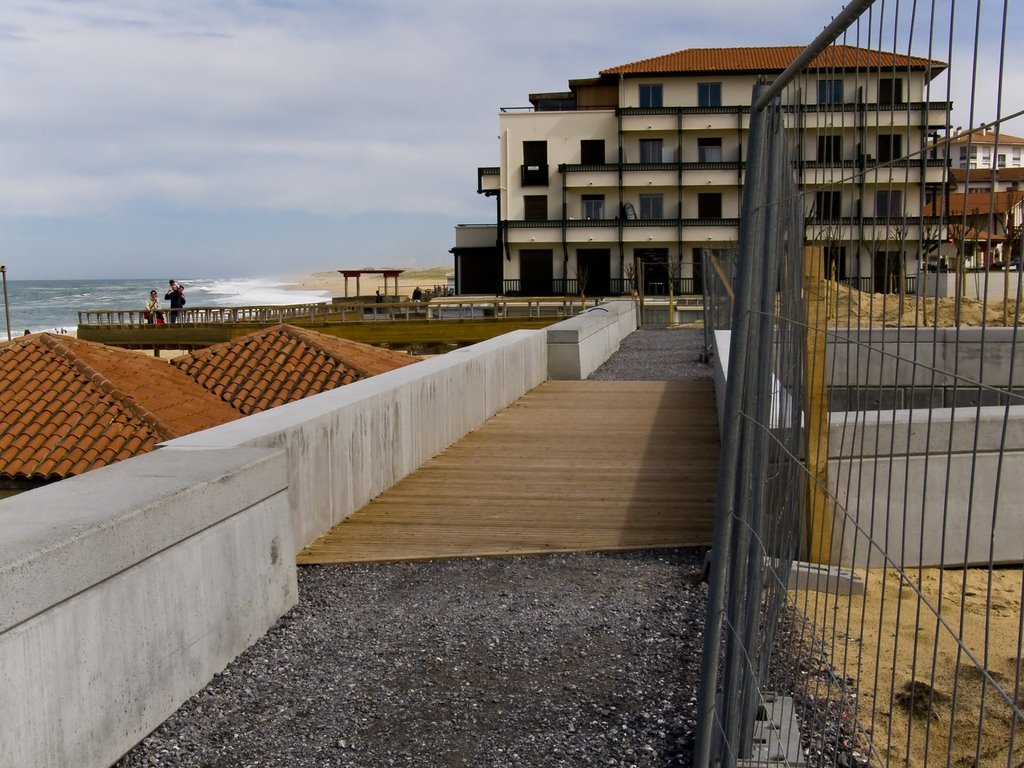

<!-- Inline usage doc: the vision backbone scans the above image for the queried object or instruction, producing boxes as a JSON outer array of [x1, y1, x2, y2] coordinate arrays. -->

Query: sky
[[0, 0, 1018, 280]]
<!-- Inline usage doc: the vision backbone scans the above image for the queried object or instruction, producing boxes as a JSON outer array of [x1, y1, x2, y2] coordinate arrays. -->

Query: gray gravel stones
[[117, 551, 708, 768], [117, 327, 718, 768]]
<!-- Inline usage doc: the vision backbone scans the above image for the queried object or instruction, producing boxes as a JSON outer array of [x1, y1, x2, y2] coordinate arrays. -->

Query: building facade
[[454, 46, 951, 297]]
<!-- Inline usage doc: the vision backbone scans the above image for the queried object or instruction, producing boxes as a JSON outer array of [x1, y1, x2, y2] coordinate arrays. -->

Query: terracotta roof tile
[[927, 190, 1024, 217], [170, 325, 418, 415], [600, 45, 944, 76], [0, 334, 242, 482], [946, 131, 1024, 147], [949, 168, 1024, 184]]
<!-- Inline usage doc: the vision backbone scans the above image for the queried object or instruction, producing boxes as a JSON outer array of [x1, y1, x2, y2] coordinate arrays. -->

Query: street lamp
[[0, 265, 9, 341]]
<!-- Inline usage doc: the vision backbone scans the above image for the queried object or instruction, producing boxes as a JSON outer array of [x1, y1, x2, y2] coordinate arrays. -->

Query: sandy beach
[[283, 266, 453, 299]]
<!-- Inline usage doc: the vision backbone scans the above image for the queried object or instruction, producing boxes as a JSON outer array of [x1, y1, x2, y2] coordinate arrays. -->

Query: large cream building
[[452, 46, 950, 297]]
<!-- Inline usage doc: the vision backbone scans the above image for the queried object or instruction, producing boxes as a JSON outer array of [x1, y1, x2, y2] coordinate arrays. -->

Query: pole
[[1, 265, 10, 341]]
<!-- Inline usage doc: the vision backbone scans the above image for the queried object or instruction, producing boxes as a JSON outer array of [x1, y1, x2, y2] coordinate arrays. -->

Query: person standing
[[145, 290, 163, 324], [165, 279, 186, 323], [411, 286, 422, 302]]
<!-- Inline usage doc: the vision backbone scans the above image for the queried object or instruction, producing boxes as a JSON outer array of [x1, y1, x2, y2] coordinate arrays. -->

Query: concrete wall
[[920, 270, 1021, 302], [711, 327, 1024, 568], [166, 329, 548, 549], [0, 324, 627, 766], [829, 406, 1024, 568], [0, 447, 296, 768], [546, 300, 637, 380]]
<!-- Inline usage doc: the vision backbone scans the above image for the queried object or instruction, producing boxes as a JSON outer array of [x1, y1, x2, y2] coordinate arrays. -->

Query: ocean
[[0, 277, 332, 338]]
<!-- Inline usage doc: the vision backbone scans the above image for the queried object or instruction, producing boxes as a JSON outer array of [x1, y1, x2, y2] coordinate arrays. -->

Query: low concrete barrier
[[829, 405, 1024, 568], [546, 300, 637, 380], [712, 327, 1024, 568], [0, 447, 295, 768], [166, 329, 548, 549]]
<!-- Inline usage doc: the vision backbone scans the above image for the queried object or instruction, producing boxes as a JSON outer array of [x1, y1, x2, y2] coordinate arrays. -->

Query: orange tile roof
[[926, 190, 1024, 216], [946, 131, 1024, 146], [949, 167, 1024, 184], [0, 334, 242, 482], [600, 45, 943, 76], [170, 325, 418, 415]]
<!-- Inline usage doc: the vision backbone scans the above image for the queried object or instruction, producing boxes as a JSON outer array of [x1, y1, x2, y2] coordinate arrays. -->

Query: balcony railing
[[501, 278, 702, 297], [504, 218, 740, 229], [558, 162, 745, 174], [799, 158, 949, 169]]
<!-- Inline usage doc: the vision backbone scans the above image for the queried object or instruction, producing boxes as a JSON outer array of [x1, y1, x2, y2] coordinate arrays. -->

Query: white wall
[[0, 447, 295, 768], [546, 300, 638, 380], [165, 329, 549, 549]]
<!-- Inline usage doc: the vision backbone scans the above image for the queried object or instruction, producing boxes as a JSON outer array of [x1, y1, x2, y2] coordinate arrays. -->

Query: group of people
[[144, 279, 186, 325]]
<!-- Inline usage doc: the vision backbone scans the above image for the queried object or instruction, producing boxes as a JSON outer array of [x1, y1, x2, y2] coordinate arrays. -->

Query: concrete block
[[0, 447, 296, 768]]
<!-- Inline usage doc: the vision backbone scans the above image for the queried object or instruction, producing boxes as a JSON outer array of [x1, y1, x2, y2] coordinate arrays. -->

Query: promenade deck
[[298, 379, 718, 564]]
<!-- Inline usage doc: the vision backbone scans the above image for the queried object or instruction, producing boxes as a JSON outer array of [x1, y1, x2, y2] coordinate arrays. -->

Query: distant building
[[455, 45, 950, 297], [944, 128, 1024, 170]]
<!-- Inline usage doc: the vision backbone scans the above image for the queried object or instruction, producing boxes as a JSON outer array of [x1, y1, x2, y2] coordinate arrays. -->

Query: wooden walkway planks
[[298, 380, 719, 564]]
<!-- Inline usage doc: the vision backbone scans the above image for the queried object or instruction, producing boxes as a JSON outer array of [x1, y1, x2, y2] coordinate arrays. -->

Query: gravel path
[[117, 329, 716, 768]]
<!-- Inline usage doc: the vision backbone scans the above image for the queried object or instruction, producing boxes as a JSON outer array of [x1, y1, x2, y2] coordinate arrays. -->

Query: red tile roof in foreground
[[600, 45, 943, 76], [170, 324, 418, 415], [0, 334, 241, 482]]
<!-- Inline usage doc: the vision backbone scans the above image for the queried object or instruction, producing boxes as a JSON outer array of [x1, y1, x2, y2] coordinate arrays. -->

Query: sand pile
[[822, 282, 1023, 328]]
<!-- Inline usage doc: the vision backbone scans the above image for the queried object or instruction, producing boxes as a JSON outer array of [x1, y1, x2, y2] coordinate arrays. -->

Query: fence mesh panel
[[695, 2, 1024, 767]]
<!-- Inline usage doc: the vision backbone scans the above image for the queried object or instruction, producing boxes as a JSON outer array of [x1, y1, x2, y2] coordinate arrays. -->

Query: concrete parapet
[[0, 447, 295, 768], [166, 329, 548, 549], [829, 405, 1024, 568], [546, 300, 638, 380]]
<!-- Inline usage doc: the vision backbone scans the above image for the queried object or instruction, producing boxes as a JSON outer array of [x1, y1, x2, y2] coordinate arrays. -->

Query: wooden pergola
[[337, 268, 405, 299]]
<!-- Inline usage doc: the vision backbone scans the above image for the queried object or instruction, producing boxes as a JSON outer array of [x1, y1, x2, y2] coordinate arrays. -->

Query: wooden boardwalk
[[298, 380, 719, 564]]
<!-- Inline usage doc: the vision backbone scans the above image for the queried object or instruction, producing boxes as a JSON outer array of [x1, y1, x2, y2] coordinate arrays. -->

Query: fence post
[[804, 245, 832, 563], [693, 83, 772, 768]]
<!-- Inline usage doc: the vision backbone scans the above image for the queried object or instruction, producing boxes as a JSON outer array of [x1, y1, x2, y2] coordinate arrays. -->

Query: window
[[814, 191, 842, 220], [998, 153, 1008, 168], [639, 194, 664, 219], [817, 135, 842, 162], [876, 190, 903, 217], [817, 79, 843, 104], [698, 138, 723, 162], [521, 140, 548, 186], [697, 193, 722, 219], [697, 82, 722, 107], [524, 195, 547, 221], [581, 139, 605, 165], [878, 78, 904, 105], [581, 194, 605, 220], [877, 134, 903, 163], [639, 84, 663, 108], [639, 138, 664, 163]]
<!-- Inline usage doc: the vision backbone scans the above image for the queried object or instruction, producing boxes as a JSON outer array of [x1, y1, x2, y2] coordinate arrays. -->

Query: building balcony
[[559, 162, 744, 174], [478, 166, 500, 195], [504, 218, 740, 229]]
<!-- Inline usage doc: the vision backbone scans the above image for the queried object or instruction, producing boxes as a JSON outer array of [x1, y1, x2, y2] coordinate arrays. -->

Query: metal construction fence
[[696, 1, 1024, 767]]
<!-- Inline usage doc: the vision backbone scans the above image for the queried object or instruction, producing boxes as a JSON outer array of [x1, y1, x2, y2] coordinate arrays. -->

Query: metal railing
[[77, 298, 586, 328], [696, 2, 1024, 767]]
